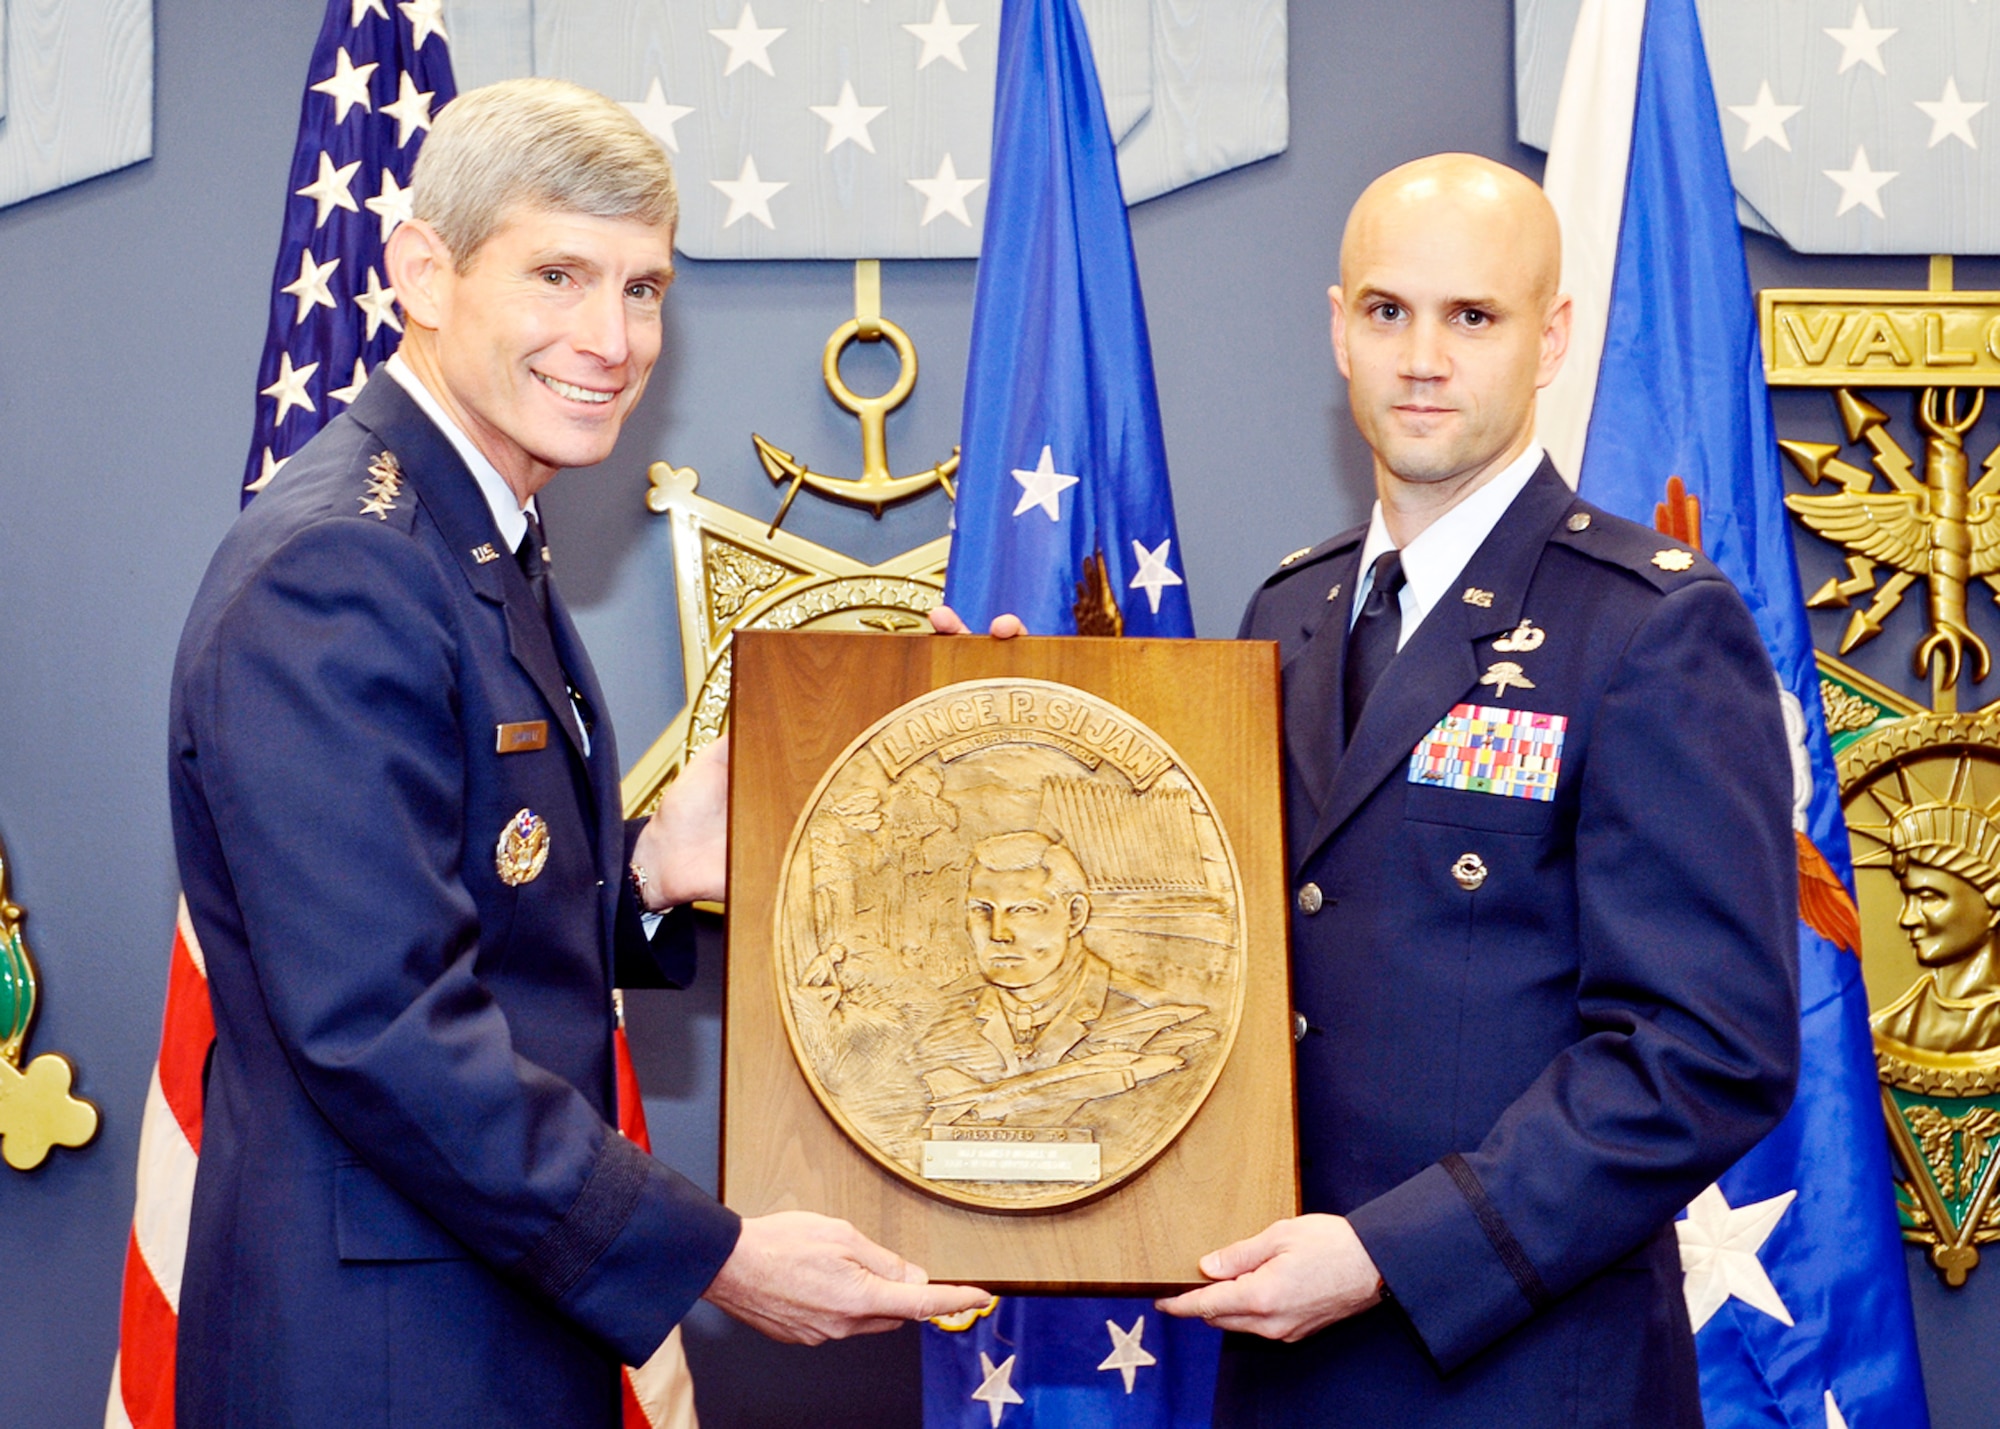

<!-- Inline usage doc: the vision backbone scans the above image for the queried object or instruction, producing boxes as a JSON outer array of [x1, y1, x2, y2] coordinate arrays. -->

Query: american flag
[[238, 0, 454, 505], [110, 5, 691, 1424]]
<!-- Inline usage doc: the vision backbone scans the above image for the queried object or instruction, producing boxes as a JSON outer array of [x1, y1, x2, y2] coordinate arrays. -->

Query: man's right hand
[[702, 1211, 991, 1345]]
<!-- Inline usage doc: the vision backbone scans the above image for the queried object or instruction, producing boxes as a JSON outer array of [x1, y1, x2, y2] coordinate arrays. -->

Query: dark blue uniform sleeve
[[1345, 578, 1801, 1369], [192, 521, 738, 1365]]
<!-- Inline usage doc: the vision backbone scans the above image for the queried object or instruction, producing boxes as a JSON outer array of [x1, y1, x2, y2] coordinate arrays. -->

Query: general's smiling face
[[427, 207, 675, 492]]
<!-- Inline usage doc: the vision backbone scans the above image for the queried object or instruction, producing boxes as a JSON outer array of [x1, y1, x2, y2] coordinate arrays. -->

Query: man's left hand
[[1155, 1214, 1383, 1342], [631, 734, 729, 908]]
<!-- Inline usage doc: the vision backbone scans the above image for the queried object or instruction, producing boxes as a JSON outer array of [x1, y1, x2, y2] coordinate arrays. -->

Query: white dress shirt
[[1350, 443, 1547, 649]]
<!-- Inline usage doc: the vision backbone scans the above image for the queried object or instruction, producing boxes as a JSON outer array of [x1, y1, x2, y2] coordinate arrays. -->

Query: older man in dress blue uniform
[[1151, 156, 1801, 1424], [170, 79, 985, 1427]]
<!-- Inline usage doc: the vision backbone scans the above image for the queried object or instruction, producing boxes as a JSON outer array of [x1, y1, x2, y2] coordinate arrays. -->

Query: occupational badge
[[1492, 620, 1547, 653], [1479, 660, 1536, 698], [495, 808, 550, 886]]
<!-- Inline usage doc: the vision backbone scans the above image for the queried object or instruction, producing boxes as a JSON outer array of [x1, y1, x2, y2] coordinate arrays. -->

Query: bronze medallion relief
[[772, 678, 1248, 1211]]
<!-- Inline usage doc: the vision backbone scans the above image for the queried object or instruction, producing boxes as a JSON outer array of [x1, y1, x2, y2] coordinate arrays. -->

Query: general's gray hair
[[410, 78, 677, 270]]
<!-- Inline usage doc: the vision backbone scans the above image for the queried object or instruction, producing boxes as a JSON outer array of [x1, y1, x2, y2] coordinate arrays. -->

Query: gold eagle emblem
[[1784, 389, 2000, 686]]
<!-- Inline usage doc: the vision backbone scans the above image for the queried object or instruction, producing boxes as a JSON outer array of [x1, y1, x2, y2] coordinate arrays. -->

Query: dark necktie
[[514, 508, 551, 622], [514, 509, 596, 741], [1343, 550, 1407, 740]]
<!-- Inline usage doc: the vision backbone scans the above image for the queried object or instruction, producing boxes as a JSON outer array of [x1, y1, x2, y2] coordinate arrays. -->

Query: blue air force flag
[[1544, 1, 1932, 1425], [925, 1, 1212, 1420], [940, 0, 1194, 640], [241, 0, 456, 505]]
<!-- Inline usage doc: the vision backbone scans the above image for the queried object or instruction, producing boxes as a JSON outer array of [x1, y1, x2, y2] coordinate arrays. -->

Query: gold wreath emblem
[[495, 808, 551, 886]]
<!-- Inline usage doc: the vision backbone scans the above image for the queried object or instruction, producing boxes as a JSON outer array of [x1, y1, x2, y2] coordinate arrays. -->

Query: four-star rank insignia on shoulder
[[359, 450, 404, 520]]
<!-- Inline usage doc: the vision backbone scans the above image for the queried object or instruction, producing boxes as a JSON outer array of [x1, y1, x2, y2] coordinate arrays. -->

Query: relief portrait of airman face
[[963, 838, 1091, 992], [1328, 154, 1571, 503]]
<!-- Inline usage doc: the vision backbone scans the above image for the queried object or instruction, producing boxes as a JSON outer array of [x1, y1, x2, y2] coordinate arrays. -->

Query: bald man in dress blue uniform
[[1152, 156, 1801, 1425], [170, 79, 984, 1427]]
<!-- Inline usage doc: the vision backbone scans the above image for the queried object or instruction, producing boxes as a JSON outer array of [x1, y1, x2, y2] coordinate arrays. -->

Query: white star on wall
[[350, 0, 387, 27], [970, 1351, 1023, 1427], [1096, 1315, 1157, 1393], [365, 169, 413, 244], [1823, 146, 1897, 218], [262, 353, 319, 425], [381, 72, 436, 148], [329, 359, 370, 407], [1128, 539, 1184, 615], [296, 152, 362, 229], [1915, 77, 1985, 150], [1824, 5, 1895, 77], [711, 156, 788, 229], [905, 0, 979, 72], [908, 153, 984, 226], [1677, 1183, 1797, 1332], [310, 47, 377, 124], [281, 248, 341, 325], [1727, 81, 1802, 153], [811, 80, 888, 153], [711, 6, 786, 78], [1012, 446, 1079, 521], [623, 78, 694, 153], [398, 0, 447, 50], [353, 267, 401, 339]]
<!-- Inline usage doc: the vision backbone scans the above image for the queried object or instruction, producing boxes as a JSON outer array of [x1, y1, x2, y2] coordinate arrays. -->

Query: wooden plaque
[[722, 630, 1298, 1293]]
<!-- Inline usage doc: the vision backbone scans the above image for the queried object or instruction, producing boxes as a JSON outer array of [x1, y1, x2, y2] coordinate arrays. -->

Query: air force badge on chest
[[1409, 703, 1567, 802]]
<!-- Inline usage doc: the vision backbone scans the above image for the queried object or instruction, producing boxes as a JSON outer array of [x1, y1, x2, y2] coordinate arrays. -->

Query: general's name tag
[[496, 720, 549, 754], [1409, 702, 1566, 802]]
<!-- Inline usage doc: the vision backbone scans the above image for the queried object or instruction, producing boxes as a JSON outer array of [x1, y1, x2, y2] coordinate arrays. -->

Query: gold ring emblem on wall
[[771, 678, 1248, 1211]]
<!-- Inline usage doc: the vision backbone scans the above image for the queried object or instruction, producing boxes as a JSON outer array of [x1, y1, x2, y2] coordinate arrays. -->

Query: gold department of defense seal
[[772, 678, 1248, 1211]]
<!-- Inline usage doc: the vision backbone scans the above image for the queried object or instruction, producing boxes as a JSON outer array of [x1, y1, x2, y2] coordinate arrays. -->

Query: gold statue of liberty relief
[[1846, 724, 2000, 1282]]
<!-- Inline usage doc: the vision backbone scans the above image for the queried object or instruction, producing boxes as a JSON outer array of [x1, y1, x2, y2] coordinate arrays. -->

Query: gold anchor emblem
[[1785, 386, 2000, 690], [1493, 620, 1545, 653], [754, 261, 959, 537]]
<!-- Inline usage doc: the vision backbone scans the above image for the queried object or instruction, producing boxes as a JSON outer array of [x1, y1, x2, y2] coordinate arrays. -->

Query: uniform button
[[1293, 1012, 1310, 1043], [1567, 511, 1592, 532], [1451, 853, 1488, 891], [1296, 882, 1324, 915]]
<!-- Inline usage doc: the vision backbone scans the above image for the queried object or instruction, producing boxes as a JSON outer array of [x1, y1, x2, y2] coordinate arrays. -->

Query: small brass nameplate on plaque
[[923, 1128, 1101, 1184]]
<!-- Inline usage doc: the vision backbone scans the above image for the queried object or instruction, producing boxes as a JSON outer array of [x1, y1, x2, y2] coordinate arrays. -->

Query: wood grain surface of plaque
[[723, 630, 1298, 1293]]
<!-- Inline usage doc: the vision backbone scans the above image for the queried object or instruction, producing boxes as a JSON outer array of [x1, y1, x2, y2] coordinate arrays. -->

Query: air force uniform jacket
[[169, 375, 740, 1427], [1219, 461, 1801, 1426]]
